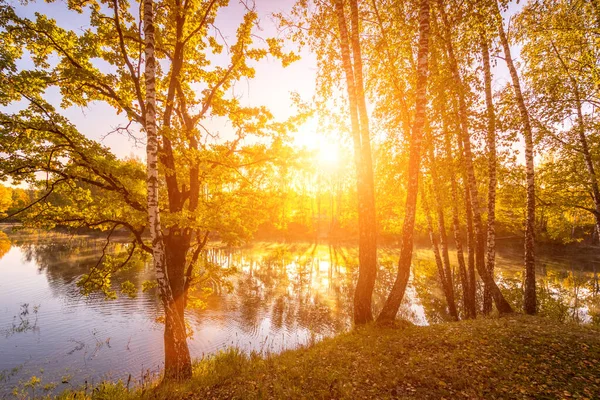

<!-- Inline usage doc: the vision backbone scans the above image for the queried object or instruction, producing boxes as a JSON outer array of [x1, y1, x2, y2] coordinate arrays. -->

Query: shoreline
[[48, 315, 600, 399]]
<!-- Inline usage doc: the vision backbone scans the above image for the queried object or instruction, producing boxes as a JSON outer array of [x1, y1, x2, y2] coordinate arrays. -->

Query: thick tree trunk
[[143, 0, 191, 380], [334, 0, 377, 325], [349, 0, 378, 325], [481, 35, 497, 315], [163, 232, 192, 380], [496, 2, 536, 315], [377, 0, 430, 323], [437, 0, 513, 314]]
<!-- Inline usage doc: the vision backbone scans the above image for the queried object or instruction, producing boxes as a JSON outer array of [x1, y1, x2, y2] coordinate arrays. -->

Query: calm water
[[0, 229, 599, 396]]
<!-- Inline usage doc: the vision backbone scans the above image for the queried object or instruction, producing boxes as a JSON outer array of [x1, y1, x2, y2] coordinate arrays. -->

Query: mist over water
[[0, 230, 598, 395]]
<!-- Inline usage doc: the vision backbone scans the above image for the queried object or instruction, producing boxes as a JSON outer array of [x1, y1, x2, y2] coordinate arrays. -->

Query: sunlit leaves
[[0, 0, 306, 315], [76, 242, 147, 300], [121, 280, 137, 298]]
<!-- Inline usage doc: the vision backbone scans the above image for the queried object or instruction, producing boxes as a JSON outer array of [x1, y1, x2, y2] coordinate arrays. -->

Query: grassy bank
[[54, 315, 599, 399]]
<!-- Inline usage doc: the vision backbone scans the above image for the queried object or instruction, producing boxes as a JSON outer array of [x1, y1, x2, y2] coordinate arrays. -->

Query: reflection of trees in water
[[225, 244, 467, 331], [0, 303, 40, 338], [7, 233, 600, 333], [499, 264, 600, 324], [21, 240, 98, 281], [236, 272, 268, 335], [10, 233, 160, 314], [0, 231, 11, 259], [409, 259, 455, 323], [375, 248, 600, 325], [207, 244, 354, 337]]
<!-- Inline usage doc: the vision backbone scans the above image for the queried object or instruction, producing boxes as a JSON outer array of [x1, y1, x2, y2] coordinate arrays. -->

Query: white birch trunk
[[144, 0, 191, 380]]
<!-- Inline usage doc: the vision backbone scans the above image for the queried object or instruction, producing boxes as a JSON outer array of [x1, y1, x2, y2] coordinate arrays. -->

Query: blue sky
[[6, 0, 318, 159], [5, 0, 524, 161]]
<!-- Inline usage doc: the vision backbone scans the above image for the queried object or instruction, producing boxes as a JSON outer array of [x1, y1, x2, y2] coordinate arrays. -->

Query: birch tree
[[333, 0, 378, 325], [0, 0, 296, 381], [516, 0, 600, 240], [377, 0, 431, 323], [495, 0, 537, 315], [481, 32, 498, 315], [143, 0, 191, 379], [435, 0, 513, 314]]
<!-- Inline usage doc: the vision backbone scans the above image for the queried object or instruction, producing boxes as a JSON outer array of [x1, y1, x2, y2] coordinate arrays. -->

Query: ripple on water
[[3, 238, 594, 396]]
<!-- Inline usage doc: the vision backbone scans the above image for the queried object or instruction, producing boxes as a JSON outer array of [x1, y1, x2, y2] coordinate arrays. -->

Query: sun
[[293, 121, 343, 171], [317, 140, 340, 169]]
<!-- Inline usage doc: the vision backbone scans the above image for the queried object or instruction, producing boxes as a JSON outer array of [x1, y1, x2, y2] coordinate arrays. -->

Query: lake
[[0, 229, 599, 396]]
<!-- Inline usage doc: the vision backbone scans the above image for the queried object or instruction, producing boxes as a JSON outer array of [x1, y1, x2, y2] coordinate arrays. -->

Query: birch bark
[[377, 0, 431, 322], [437, 0, 513, 313], [481, 35, 497, 315], [144, 0, 192, 380], [496, 2, 536, 314]]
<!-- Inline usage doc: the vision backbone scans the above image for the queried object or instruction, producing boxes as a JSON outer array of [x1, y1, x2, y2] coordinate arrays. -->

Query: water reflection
[[501, 265, 600, 324], [0, 230, 599, 395], [186, 244, 355, 351], [1, 304, 40, 339]]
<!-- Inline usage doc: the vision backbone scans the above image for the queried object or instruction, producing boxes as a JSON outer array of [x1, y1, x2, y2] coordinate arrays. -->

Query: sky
[[6, 0, 524, 163], [7, 0, 323, 160]]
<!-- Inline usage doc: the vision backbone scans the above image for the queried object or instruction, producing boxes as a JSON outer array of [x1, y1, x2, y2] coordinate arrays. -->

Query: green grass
[[54, 315, 600, 399]]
